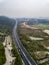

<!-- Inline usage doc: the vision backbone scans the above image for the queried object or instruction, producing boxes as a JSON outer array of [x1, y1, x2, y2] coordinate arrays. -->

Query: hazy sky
[[0, 0, 49, 18]]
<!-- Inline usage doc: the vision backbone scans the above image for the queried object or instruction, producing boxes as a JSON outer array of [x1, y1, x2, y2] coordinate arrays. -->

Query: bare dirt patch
[[29, 36, 43, 41], [34, 51, 46, 59], [21, 22, 39, 30], [43, 30, 49, 35], [3, 36, 16, 65]]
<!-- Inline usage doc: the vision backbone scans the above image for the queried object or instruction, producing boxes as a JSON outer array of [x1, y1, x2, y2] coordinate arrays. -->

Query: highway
[[12, 20, 37, 65]]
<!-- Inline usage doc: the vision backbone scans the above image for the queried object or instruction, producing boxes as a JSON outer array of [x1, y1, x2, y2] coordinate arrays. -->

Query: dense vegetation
[[17, 22, 49, 65], [11, 37, 22, 65], [0, 16, 22, 65], [0, 35, 6, 65], [0, 16, 15, 65]]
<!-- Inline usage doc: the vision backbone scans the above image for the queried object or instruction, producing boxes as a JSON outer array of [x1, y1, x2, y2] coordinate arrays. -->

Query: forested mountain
[[0, 16, 15, 34]]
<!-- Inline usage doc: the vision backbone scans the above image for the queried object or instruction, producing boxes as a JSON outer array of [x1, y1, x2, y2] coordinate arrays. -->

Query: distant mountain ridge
[[16, 18, 49, 25], [27, 19, 49, 25], [0, 16, 49, 25]]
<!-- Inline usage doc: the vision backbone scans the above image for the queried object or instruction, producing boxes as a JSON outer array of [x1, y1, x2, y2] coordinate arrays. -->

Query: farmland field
[[31, 24, 49, 30]]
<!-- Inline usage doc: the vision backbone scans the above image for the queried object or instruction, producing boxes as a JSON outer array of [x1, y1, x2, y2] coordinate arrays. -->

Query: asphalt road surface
[[12, 20, 37, 65]]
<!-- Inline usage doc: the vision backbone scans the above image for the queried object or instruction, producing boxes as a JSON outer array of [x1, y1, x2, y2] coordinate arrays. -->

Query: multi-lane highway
[[12, 20, 37, 65]]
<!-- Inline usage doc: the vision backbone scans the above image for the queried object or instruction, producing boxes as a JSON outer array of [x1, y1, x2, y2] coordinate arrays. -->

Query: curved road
[[12, 20, 37, 65]]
